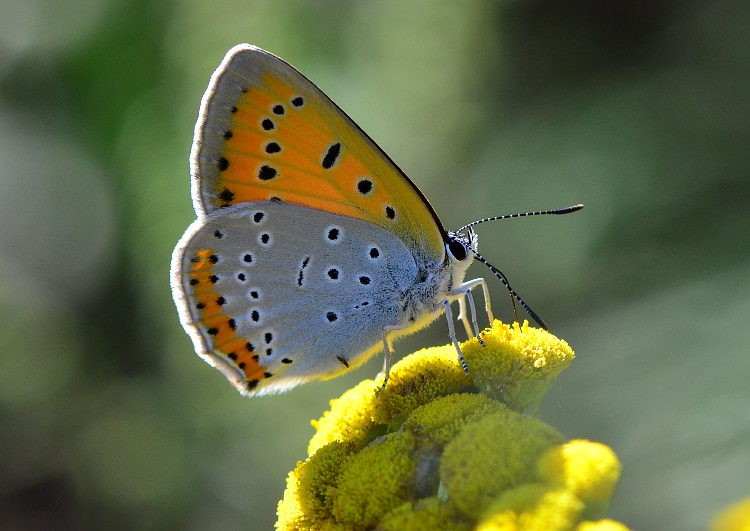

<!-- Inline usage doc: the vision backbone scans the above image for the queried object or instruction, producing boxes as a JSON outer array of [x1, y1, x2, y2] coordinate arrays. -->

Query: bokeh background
[[1, 1, 748, 529]]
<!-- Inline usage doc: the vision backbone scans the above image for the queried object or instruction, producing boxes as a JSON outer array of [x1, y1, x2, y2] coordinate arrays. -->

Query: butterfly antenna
[[466, 244, 548, 330], [458, 204, 583, 233]]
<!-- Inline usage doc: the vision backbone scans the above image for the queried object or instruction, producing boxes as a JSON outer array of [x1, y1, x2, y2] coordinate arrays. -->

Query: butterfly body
[[172, 44, 491, 396]]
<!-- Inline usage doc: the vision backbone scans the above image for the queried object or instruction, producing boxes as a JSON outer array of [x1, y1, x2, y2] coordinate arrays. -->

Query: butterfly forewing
[[191, 44, 446, 263]]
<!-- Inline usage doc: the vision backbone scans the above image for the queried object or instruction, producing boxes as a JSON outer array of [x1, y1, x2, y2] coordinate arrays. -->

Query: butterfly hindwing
[[171, 200, 421, 396], [191, 44, 446, 264]]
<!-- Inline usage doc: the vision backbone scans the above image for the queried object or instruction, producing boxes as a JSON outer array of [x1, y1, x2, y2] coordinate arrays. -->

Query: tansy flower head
[[276, 321, 628, 530], [537, 440, 622, 520], [439, 405, 564, 515], [577, 520, 633, 531], [711, 497, 750, 531], [463, 320, 574, 412], [476, 484, 583, 531]]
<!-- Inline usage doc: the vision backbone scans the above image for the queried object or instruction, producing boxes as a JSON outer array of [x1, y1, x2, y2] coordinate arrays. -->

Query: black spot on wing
[[321, 142, 341, 169], [219, 188, 234, 204], [258, 165, 277, 181], [357, 178, 373, 195], [265, 142, 281, 154], [297, 256, 310, 287]]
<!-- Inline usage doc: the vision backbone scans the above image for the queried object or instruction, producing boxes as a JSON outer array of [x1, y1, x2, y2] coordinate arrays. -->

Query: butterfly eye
[[447, 239, 468, 261]]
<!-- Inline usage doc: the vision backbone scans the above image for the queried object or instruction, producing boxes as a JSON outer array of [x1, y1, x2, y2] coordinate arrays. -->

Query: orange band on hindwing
[[189, 249, 268, 384]]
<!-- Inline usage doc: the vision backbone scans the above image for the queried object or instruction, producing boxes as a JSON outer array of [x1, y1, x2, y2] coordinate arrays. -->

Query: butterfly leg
[[464, 289, 484, 346], [380, 323, 408, 389], [457, 295, 474, 339], [439, 300, 469, 375], [456, 278, 494, 322], [380, 332, 393, 388], [449, 289, 483, 346], [449, 278, 494, 340], [477, 278, 494, 324]]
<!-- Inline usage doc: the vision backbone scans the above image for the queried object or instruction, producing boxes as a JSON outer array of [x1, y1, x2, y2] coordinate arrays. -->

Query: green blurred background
[[1, 1, 748, 529]]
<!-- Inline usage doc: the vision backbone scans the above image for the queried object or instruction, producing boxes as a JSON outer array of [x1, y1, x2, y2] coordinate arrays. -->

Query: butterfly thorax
[[394, 236, 475, 335]]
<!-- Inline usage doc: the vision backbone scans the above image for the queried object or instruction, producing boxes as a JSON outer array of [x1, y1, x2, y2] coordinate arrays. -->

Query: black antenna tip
[[554, 204, 584, 214], [527, 308, 548, 330]]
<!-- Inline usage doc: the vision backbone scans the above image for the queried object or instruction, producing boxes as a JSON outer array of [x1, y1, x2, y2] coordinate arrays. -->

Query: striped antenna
[[466, 239, 547, 330], [460, 204, 584, 329], [458, 204, 583, 234]]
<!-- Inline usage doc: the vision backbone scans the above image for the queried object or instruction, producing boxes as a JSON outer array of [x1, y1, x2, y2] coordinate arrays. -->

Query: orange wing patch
[[193, 45, 445, 260], [211, 79, 349, 208], [189, 249, 268, 388], [211, 75, 416, 228]]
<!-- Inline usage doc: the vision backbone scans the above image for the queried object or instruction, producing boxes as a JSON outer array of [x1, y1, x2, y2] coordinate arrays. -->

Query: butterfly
[[170, 44, 582, 397]]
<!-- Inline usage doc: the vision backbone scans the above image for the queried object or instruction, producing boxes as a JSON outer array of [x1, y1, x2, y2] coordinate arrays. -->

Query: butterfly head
[[446, 227, 478, 262], [444, 227, 478, 286]]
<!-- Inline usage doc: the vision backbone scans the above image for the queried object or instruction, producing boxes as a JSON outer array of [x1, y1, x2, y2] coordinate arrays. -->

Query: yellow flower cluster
[[276, 320, 628, 530], [712, 497, 750, 531]]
